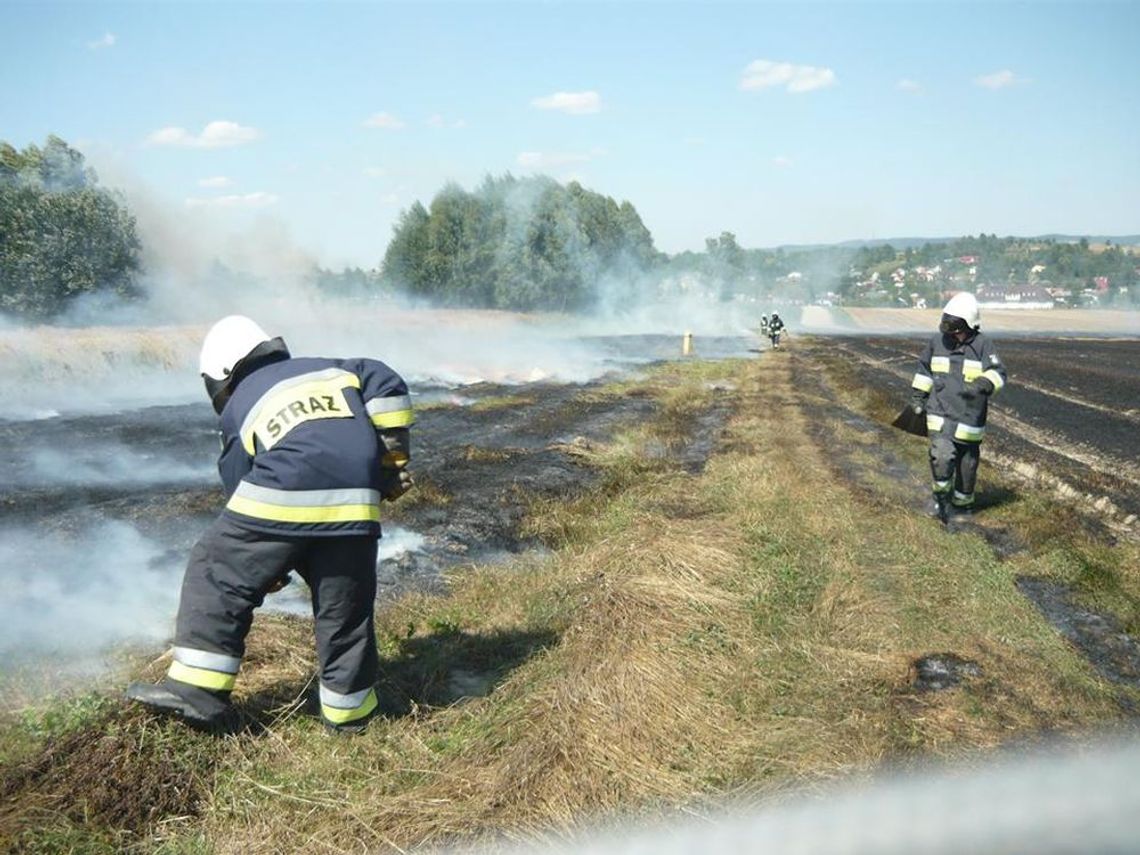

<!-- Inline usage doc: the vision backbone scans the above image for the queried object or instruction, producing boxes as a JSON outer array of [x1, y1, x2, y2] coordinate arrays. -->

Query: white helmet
[[199, 315, 288, 412], [941, 292, 980, 331], [199, 315, 273, 381]]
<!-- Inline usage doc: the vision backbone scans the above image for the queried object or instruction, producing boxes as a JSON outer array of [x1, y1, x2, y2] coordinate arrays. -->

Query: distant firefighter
[[760, 313, 770, 338], [127, 316, 414, 733], [768, 311, 786, 349], [908, 293, 1006, 523]]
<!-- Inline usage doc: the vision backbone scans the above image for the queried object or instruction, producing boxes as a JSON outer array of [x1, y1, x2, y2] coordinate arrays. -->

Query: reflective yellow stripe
[[982, 369, 1004, 392], [930, 356, 950, 373], [169, 660, 237, 692], [321, 689, 378, 724], [370, 408, 414, 428], [911, 373, 934, 392], [926, 414, 945, 432], [963, 359, 983, 381], [954, 423, 985, 442], [226, 495, 381, 523]]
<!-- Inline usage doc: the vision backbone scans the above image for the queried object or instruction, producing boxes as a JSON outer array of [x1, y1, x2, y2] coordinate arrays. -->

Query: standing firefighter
[[768, 311, 786, 349], [760, 313, 770, 338], [126, 316, 414, 733], [909, 293, 1006, 523]]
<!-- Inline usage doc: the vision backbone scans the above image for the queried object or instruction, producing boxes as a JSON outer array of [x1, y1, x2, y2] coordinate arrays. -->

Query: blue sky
[[2, 0, 1138, 268]]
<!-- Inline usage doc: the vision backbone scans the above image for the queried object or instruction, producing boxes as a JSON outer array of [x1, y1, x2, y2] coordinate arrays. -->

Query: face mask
[[940, 315, 969, 335]]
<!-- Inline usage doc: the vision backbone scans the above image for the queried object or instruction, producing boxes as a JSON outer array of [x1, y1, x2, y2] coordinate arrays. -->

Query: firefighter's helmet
[[940, 293, 980, 334], [199, 315, 287, 413]]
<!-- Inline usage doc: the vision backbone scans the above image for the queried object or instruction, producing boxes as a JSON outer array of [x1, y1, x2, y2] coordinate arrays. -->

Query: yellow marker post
[[682, 331, 693, 356]]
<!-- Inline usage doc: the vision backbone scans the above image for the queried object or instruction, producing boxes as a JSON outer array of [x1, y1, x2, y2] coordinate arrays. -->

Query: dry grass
[[2, 351, 1134, 854]]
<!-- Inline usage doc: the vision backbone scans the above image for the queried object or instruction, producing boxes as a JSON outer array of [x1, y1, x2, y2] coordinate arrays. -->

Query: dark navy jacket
[[910, 331, 1006, 443], [216, 356, 413, 536]]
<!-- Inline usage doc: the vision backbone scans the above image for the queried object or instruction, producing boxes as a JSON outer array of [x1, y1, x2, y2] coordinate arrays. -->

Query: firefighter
[[909, 293, 1006, 523], [126, 316, 414, 733], [768, 311, 786, 349], [760, 313, 770, 339]]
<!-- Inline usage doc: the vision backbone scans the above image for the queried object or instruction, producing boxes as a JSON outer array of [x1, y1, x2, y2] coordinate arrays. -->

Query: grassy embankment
[[2, 348, 1138, 854]]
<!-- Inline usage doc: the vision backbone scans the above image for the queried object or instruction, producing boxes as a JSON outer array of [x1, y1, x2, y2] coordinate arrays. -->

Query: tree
[[0, 136, 141, 320], [381, 174, 661, 311]]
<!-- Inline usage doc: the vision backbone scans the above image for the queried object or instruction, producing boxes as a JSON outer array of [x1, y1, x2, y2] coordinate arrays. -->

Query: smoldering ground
[[0, 318, 750, 687]]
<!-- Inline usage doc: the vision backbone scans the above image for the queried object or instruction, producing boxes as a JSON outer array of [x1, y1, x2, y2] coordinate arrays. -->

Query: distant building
[[976, 283, 1054, 309]]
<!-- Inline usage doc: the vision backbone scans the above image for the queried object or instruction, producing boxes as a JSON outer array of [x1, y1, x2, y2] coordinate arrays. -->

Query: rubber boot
[[125, 679, 240, 733], [933, 493, 950, 525]]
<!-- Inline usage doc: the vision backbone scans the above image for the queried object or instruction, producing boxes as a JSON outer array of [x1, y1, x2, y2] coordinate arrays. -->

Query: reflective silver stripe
[[931, 356, 950, 373], [173, 646, 241, 674], [239, 368, 361, 445], [365, 394, 412, 416], [982, 369, 1005, 392], [952, 491, 974, 506], [320, 683, 375, 709], [912, 373, 934, 392], [933, 480, 952, 493], [926, 414, 945, 432], [231, 481, 380, 507], [954, 422, 985, 442]]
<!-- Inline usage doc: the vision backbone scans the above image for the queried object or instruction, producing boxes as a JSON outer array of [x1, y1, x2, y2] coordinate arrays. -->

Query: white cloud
[[184, 191, 279, 209], [197, 176, 232, 188], [363, 166, 386, 179], [974, 69, 1025, 89], [147, 120, 261, 149], [530, 91, 602, 115], [773, 156, 794, 168], [740, 59, 836, 93], [517, 151, 593, 170], [363, 112, 406, 129], [87, 32, 116, 50], [426, 114, 467, 129], [896, 78, 922, 92]]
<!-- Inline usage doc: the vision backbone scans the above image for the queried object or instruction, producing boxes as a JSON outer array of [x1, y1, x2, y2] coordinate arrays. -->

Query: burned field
[[0, 335, 745, 667], [812, 334, 1140, 532], [3, 326, 1140, 853], [792, 333, 1140, 697]]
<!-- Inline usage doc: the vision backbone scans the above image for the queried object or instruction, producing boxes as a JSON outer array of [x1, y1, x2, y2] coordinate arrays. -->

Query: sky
[[2, 0, 1138, 269]]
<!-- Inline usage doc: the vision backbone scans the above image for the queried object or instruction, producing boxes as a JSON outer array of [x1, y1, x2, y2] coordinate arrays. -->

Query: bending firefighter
[[126, 316, 414, 732], [909, 293, 1006, 523]]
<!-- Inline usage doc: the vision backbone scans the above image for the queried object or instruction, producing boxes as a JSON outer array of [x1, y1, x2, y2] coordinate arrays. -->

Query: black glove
[[976, 377, 995, 395]]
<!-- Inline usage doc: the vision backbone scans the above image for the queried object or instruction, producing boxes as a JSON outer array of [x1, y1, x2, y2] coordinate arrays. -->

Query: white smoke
[[0, 520, 183, 669], [21, 444, 214, 488], [466, 733, 1140, 855]]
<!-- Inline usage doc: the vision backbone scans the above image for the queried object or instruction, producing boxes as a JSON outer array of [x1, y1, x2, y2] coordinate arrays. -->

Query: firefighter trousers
[[929, 434, 981, 508], [169, 515, 380, 725]]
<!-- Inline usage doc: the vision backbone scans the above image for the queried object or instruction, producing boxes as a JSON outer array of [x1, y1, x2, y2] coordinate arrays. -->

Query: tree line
[[3, 135, 1137, 320], [0, 136, 141, 320]]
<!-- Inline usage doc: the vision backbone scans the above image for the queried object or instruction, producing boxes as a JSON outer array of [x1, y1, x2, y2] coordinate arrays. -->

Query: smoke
[[19, 444, 213, 488], [470, 733, 1140, 855], [259, 525, 429, 617], [0, 520, 183, 671]]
